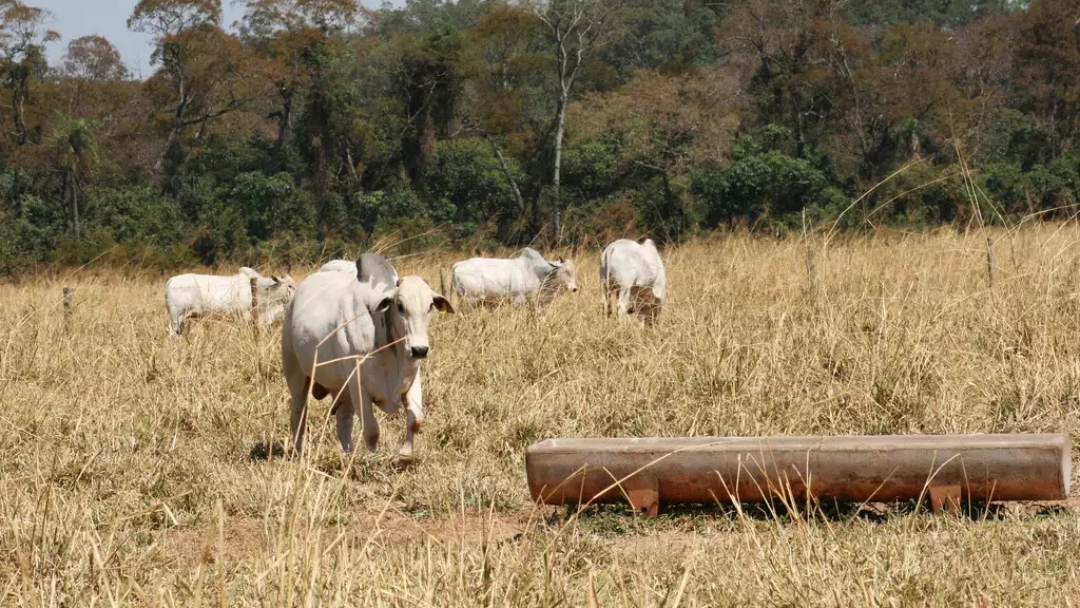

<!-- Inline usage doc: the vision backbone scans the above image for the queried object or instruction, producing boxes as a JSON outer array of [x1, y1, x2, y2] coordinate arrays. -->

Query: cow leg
[[285, 366, 309, 455], [353, 378, 379, 452], [167, 309, 184, 338], [399, 369, 424, 465], [616, 287, 632, 320], [334, 392, 355, 453]]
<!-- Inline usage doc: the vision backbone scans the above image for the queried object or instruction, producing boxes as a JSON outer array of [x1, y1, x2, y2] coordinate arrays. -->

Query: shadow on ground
[[249, 441, 286, 461]]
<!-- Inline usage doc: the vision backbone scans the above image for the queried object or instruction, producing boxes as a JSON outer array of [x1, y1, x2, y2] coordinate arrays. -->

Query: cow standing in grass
[[600, 238, 666, 326], [449, 248, 578, 313], [281, 258, 454, 463], [164, 267, 296, 337]]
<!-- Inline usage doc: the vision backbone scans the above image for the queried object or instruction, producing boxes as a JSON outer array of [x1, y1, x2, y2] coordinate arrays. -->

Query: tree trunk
[[273, 90, 294, 163], [344, 145, 359, 185], [13, 83, 28, 145], [490, 139, 525, 216], [156, 127, 181, 173], [1074, 17, 1080, 55], [553, 94, 567, 192], [71, 173, 80, 239], [551, 91, 568, 236]]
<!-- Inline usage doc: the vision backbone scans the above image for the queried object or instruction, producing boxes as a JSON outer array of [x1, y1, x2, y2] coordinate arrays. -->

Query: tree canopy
[[0, 0, 1078, 272]]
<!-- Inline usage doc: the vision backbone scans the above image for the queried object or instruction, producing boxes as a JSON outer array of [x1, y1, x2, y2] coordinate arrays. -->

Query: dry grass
[[3, 224, 1080, 606]]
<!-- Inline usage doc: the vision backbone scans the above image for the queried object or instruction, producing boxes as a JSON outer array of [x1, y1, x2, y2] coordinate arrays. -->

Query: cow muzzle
[[410, 346, 430, 359]]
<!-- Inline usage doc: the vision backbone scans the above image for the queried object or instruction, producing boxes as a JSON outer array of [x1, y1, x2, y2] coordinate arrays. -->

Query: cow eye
[[397, 302, 405, 314]]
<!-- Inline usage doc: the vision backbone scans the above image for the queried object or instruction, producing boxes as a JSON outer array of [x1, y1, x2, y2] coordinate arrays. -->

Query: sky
[[37, 0, 245, 80]]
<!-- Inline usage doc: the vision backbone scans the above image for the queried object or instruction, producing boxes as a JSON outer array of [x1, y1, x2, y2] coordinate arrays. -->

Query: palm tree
[[48, 119, 99, 238]]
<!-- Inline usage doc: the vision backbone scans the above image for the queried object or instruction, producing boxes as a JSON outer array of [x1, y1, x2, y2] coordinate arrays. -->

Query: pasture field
[[5, 225, 1080, 606]]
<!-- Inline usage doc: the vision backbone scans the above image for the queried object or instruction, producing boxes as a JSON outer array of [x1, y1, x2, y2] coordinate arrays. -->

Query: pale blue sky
[[37, 0, 402, 80], [38, 0, 246, 79]]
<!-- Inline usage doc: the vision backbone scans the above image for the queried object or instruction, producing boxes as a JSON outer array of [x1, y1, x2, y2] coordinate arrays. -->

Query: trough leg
[[626, 477, 660, 516], [929, 485, 962, 514]]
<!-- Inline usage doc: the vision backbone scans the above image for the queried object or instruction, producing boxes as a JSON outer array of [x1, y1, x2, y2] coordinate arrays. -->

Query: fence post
[[250, 277, 259, 326], [802, 209, 817, 297], [63, 287, 74, 330]]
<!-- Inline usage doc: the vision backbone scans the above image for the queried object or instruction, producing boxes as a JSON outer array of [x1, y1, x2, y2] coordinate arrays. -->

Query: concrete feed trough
[[525, 434, 1071, 515]]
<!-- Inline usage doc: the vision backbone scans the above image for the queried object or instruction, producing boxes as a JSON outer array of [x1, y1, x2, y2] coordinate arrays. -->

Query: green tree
[[129, 0, 269, 173], [47, 119, 98, 238]]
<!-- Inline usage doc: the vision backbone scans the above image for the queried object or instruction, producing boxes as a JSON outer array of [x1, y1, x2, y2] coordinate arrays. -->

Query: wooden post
[[63, 287, 74, 329], [249, 277, 259, 325], [526, 434, 1071, 515], [802, 208, 817, 296]]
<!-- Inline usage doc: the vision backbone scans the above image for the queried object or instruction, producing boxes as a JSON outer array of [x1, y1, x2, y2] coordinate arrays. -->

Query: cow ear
[[375, 296, 394, 313], [433, 294, 455, 314], [271, 275, 281, 283]]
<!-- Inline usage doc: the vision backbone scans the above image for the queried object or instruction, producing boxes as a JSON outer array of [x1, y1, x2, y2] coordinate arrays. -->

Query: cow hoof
[[396, 453, 415, 468]]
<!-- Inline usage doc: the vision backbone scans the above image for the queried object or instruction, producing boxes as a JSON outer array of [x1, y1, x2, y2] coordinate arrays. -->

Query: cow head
[[548, 257, 578, 293], [264, 275, 297, 304], [375, 276, 454, 359]]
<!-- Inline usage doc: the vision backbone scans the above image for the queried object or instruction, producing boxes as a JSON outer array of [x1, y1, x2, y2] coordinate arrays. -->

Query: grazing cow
[[449, 247, 578, 312], [165, 267, 296, 337], [281, 264, 454, 462], [600, 238, 666, 326]]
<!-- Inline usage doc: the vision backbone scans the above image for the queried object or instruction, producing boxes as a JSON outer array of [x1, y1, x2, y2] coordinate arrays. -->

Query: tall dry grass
[[2, 225, 1080, 606]]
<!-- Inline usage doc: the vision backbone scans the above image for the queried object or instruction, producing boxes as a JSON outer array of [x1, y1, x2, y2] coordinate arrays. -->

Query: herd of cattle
[[162, 238, 667, 462]]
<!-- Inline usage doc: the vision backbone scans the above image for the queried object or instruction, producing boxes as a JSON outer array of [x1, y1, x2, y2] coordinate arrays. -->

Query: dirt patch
[[153, 495, 1080, 569], [155, 508, 537, 568]]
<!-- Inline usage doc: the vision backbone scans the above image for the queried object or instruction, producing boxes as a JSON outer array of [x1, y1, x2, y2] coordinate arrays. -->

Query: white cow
[[449, 247, 578, 312], [319, 253, 400, 290], [281, 264, 454, 463], [600, 238, 666, 326], [318, 259, 359, 274], [320, 253, 401, 348], [165, 267, 296, 337]]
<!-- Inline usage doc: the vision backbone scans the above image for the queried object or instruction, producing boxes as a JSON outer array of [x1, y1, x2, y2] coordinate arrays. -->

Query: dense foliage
[[0, 0, 1078, 272]]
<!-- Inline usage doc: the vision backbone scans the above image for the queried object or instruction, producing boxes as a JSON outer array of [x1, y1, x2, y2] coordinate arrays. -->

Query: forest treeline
[[0, 0, 1078, 272]]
